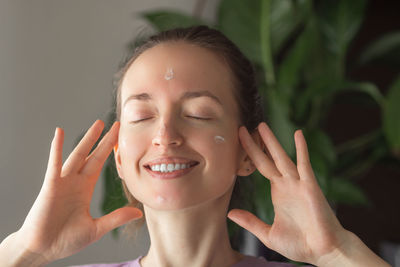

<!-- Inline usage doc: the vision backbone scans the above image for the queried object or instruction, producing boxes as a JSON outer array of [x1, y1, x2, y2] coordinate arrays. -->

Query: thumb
[[227, 209, 272, 247], [95, 207, 143, 239]]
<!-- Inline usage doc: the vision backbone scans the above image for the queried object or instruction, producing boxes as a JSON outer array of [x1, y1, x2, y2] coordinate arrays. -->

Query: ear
[[113, 143, 124, 180], [236, 128, 264, 176]]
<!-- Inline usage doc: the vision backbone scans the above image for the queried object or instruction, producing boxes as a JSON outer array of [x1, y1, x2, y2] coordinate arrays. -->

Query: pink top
[[71, 255, 312, 267]]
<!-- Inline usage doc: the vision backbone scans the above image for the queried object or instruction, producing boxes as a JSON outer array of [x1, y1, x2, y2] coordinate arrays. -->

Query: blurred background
[[0, 0, 399, 266]]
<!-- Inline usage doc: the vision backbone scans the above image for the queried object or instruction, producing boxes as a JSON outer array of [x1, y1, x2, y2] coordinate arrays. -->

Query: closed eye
[[130, 116, 211, 123], [130, 118, 152, 124], [186, 116, 211, 120]]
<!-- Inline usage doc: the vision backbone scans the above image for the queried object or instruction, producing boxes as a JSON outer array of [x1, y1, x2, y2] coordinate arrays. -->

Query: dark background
[[325, 0, 400, 255], [258, 0, 400, 262]]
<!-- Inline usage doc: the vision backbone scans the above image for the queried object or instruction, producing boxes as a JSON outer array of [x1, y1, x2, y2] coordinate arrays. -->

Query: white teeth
[[149, 163, 193, 173], [160, 164, 166, 172], [167, 164, 174, 171]]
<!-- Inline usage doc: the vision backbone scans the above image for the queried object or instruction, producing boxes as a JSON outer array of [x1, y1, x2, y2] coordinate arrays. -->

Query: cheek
[[118, 128, 149, 167], [194, 128, 240, 173]]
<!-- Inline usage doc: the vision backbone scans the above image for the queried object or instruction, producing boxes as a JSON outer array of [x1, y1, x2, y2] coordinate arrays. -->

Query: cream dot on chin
[[156, 195, 166, 203]]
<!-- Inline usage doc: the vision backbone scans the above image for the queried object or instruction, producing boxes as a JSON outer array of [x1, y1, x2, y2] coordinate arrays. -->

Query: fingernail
[[133, 210, 143, 220], [92, 119, 101, 127], [239, 126, 248, 136], [113, 121, 120, 129]]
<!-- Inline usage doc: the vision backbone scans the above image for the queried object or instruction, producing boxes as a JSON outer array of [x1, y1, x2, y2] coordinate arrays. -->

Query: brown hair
[[112, 25, 264, 238]]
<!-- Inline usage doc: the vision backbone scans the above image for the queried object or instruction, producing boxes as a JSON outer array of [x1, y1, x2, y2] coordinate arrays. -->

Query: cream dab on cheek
[[214, 135, 225, 144]]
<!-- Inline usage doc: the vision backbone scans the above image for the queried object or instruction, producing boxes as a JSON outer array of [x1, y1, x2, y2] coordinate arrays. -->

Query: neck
[[139, 184, 245, 267]]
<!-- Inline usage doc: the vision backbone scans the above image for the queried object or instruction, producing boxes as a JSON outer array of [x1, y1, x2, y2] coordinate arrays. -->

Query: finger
[[239, 126, 281, 181], [62, 120, 104, 176], [227, 209, 272, 248], [295, 130, 315, 181], [45, 127, 64, 181], [95, 207, 143, 240], [80, 121, 120, 176], [258, 122, 299, 179]]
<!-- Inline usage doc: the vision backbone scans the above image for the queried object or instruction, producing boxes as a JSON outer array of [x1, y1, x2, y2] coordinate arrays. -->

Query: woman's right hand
[[10, 120, 142, 264]]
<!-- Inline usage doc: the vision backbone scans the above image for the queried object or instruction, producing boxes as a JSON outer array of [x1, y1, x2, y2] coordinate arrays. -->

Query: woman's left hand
[[227, 122, 350, 265]]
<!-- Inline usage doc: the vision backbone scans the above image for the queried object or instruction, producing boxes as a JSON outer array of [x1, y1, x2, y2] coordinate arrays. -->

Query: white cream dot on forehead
[[164, 68, 174, 80], [214, 135, 225, 144]]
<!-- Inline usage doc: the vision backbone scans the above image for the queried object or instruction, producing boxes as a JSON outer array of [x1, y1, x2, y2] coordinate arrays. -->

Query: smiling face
[[114, 41, 247, 210]]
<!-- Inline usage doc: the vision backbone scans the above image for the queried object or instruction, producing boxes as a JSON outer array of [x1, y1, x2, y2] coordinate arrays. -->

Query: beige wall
[[0, 1, 218, 266]]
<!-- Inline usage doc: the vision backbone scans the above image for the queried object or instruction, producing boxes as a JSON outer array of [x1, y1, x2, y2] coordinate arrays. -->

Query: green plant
[[89, 0, 400, 263]]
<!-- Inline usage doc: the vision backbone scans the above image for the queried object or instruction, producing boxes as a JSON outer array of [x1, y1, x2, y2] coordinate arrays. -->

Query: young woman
[[0, 26, 390, 267]]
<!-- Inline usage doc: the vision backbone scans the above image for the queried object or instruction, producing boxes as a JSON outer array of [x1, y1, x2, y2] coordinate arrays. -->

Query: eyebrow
[[123, 90, 223, 108]]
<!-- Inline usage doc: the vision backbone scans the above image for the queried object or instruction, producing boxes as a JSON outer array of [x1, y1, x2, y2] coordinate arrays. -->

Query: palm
[[228, 122, 347, 265], [16, 120, 142, 262], [270, 178, 342, 262], [22, 173, 98, 259]]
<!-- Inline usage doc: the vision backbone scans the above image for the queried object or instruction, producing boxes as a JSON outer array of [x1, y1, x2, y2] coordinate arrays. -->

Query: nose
[[152, 122, 183, 147]]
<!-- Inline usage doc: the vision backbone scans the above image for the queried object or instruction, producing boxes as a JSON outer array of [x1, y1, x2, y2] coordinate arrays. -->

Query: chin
[[139, 187, 234, 212], [127, 174, 237, 211], [142, 194, 205, 211]]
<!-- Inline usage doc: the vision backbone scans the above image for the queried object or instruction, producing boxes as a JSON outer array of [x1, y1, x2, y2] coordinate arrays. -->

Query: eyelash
[[186, 116, 211, 121], [130, 116, 211, 124], [130, 118, 150, 124]]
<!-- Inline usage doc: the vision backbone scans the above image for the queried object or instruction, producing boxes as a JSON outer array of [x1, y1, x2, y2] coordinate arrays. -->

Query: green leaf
[[302, 130, 336, 196], [101, 158, 128, 239], [317, 0, 367, 56], [217, 0, 263, 64], [270, 0, 310, 54], [383, 76, 400, 156], [316, 0, 367, 78], [336, 141, 387, 179], [328, 177, 370, 206], [304, 130, 332, 196], [294, 78, 339, 126], [296, 81, 383, 127], [358, 31, 400, 68], [265, 88, 296, 158], [309, 153, 329, 196], [304, 129, 336, 198], [253, 171, 274, 225], [304, 129, 336, 167], [141, 10, 208, 32], [338, 81, 385, 108], [260, 0, 275, 85], [277, 16, 318, 98], [101, 161, 127, 214], [218, 0, 309, 83]]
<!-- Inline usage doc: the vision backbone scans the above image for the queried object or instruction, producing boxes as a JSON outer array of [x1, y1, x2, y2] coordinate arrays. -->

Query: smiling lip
[[144, 164, 198, 179], [143, 157, 199, 180], [144, 156, 198, 166]]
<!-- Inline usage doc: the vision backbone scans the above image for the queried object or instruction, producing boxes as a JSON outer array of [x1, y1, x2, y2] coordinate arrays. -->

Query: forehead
[[120, 42, 236, 107]]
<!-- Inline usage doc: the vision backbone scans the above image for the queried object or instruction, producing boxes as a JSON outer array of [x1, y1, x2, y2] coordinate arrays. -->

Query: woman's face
[[114, 42, 246, 210]]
